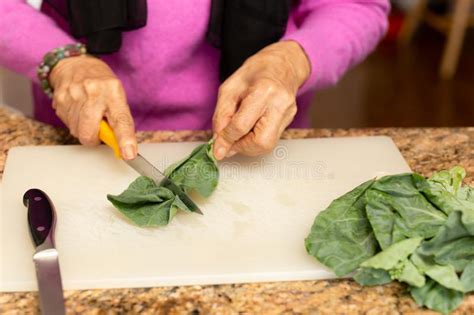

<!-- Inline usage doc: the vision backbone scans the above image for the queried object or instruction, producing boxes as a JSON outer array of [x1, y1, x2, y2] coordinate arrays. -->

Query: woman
[[0, 0, 389, 161]]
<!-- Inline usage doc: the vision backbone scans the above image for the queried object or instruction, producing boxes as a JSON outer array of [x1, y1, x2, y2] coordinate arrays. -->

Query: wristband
[[37, 43, 87, 98]]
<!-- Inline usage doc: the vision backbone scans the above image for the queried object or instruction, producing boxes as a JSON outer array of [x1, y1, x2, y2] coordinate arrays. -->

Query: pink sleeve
[[282, 0, 390, 94], [0, 0, 75, 82]]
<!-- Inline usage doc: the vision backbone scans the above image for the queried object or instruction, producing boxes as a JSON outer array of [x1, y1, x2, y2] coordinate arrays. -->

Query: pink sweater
[[0, 0, 389, 130]]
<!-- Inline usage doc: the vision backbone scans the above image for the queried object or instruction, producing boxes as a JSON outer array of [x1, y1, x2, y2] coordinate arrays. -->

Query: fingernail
[[215, 147, 227, 160], [226, 150, 237, 158], [122, 144, 136, 160]]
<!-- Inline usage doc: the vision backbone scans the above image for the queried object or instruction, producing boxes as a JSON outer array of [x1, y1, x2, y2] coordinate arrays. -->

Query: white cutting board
[[0, 136, 410, 292]]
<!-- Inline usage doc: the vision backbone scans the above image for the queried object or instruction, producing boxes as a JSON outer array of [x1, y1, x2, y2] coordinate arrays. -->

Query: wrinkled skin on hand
[[49, 55, 137, 160], [212, 40, 310, 160]]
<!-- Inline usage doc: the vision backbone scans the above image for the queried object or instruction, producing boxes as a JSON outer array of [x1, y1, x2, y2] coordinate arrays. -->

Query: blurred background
[[1, 0, 473, 128], [311, 0, 474, 127]]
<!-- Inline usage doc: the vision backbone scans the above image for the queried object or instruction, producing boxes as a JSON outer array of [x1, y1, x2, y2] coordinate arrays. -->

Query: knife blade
[[98, 120, 203, 215], [126, 153, 203, 214], [23, 189, 65, 315]]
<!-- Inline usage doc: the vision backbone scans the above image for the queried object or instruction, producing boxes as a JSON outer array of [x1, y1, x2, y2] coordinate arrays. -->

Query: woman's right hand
[[49, 55, 137, 160]]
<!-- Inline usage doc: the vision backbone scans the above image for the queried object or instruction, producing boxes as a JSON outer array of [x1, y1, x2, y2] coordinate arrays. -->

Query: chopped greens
[[107, 140, 218, 226]]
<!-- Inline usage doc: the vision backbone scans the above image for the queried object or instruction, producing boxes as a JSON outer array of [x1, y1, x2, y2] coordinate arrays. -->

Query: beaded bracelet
[[37, 43, 87, 98]]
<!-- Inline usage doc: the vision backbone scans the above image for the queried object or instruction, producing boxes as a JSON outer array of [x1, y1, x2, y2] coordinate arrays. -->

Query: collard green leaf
[[371, 174, 421, 197], [410, 279, 464, 315], [391, 219, 407, 245], [108, 192, 179, 227], [107, 176, 173, 204], [306, 167, 473, 314], [429, 166, 466, 195], [366, 189, 406, 249], [305, 179, 377, 276], [415, 167, 474, 234], [417, 211, 474, 272], [354, 268, 392, 286], [414, 171, 469, 215], [108, 141, 218, 227], [410, 278, 435, 306], [458, 185, 474, 203], [389, 259, 425, 288], [411, 252, 465, 292], [460, 261, 474, 292], [360, 237, 422, 270], [165, 140, 219, 197], [370, 174, 447, 239]]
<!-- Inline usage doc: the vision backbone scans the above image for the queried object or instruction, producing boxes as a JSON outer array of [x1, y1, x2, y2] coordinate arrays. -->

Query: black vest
[[42, 0, 291, 81]]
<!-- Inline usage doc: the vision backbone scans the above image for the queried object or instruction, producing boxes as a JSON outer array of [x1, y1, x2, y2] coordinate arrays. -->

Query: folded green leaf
[[107, 141, 219, 227], [108, 176, 173, 204], [411, 252, 465, 292], [460, 261, 474, 292], [354, 268, 392, 286], [415, 168, 474, 234], [305, 179, 377, 276], [365, 189, 406, 249], [371, 174, 447, 239], [410, 279, 464, 315], [360, 237, 422, 270], [165, 140, 219, 197], [417, 211, 474, 272], [429, 166, 466, 196], [389, 259, 425, 288], [371, 173, 421, 197], [359, 238, 426, 288], [107, 180, 181, 226]]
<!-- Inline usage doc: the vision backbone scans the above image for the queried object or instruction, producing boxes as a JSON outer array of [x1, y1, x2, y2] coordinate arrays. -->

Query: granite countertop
[[0, 105, 473, 314]]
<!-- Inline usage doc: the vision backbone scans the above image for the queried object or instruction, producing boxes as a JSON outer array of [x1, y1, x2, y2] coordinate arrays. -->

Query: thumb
[[106, 104, 137, 160]]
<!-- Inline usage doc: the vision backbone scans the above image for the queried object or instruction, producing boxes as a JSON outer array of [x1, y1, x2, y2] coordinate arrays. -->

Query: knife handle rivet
[[34, 196, 43, 201], [36, 226, 45, 232]]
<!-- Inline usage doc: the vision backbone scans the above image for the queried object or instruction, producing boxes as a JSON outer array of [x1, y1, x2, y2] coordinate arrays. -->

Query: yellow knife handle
[[99, 120, 121, 159]]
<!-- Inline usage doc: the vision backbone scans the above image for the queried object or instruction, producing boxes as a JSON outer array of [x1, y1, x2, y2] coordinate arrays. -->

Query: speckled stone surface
[[0, 105, 473, 314]]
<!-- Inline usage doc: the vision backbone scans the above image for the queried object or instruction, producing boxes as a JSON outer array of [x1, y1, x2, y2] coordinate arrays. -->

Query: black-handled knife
[[24, 189, 65, 315]]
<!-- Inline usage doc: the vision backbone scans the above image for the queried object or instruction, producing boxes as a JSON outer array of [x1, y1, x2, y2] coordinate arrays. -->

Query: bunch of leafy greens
[[107, 140, 219, 227], [305, 166, 474, 314]]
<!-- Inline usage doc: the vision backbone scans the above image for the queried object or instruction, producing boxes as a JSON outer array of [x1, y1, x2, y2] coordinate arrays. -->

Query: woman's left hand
[[212, 41, 310, 160]]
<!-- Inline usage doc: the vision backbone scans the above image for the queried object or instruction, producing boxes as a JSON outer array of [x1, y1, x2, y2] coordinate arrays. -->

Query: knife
[[98, 120, 203, 215], [23, 189, 66, 315]]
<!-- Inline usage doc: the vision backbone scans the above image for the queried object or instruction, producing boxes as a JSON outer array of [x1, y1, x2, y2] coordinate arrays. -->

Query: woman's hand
[[49, 55, 137, 160], [212, 40, 310, 160]]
